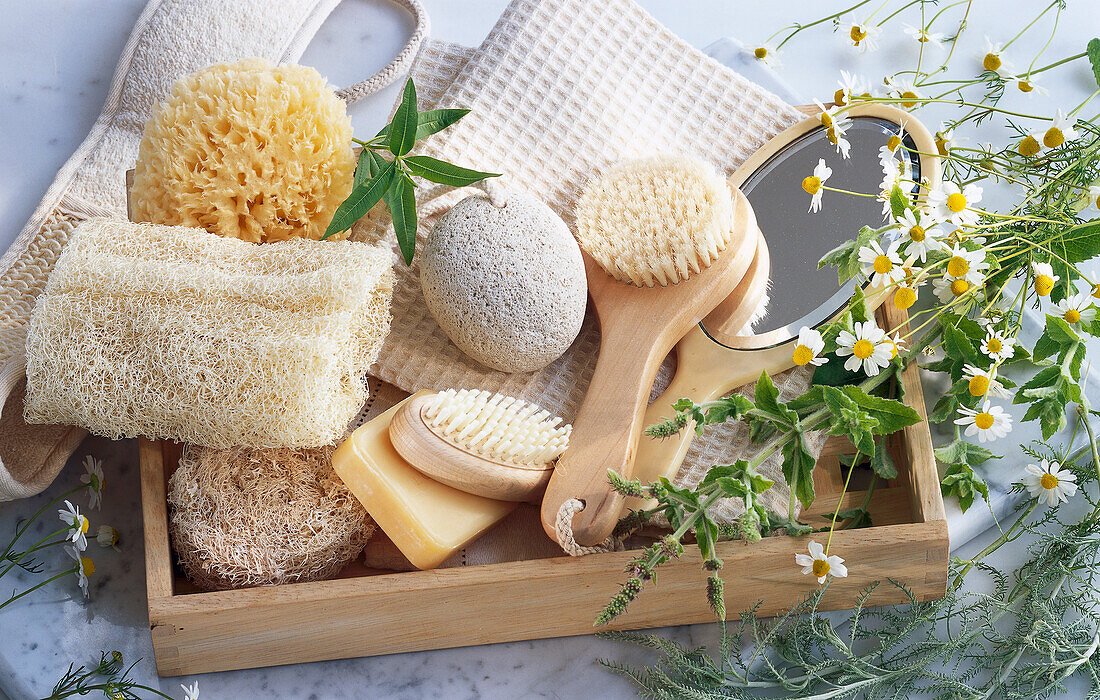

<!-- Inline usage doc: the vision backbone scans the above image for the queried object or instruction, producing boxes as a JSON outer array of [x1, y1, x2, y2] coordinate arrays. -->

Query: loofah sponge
[[130, 58, 355, 243], [23, 218, 394, 449], [574, 156, 734, 287], [168, 445, 375, 590]]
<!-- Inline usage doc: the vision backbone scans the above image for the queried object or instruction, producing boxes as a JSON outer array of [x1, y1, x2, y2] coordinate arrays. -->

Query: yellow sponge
[[130, 58, 355, 243], [23, 219, 394, 449]]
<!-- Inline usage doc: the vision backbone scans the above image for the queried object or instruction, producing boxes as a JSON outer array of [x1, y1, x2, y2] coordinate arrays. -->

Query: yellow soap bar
[[332, 392, 516, 569]]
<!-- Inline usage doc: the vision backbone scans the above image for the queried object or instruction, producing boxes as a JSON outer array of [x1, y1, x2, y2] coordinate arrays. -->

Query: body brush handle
[[540, 306, 668, 547]]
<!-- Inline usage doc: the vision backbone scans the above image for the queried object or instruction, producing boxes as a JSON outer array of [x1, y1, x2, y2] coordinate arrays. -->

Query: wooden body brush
[[390, 389, 571, 502], [630, 105, 941, 509], [540, 156, 760, 546]]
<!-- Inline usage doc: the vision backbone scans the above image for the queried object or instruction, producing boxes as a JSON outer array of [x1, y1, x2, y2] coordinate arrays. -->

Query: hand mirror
[[630, 103, 940, 501]]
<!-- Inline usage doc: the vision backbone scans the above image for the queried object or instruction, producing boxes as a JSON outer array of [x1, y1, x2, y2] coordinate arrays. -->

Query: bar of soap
[[332, 392, 516, 569]]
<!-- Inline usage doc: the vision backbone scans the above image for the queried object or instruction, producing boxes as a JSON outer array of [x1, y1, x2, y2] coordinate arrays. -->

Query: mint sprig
[[323, 79, 500, 263]]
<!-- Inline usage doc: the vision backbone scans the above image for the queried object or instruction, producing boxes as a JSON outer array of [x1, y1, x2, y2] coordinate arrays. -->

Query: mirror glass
[[702, 117, 920, 347]]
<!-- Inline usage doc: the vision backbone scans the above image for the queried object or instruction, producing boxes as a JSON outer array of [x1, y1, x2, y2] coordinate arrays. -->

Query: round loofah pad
[[574, 155, 735, 287], [167, 445, 375, 591], [131, 58, 355, 243]]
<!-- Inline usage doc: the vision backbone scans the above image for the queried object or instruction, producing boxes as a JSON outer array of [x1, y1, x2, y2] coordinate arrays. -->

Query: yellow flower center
[[909, 225, 925, 242], [947, 255, 970, 277], [802, 176, 822, 194], [834, 88, 848, 105], [79, 516, 89, 535], [754, 47, 768, 59], [951, 279, 970, 296], [887, 339, 899, 359], [826, 126, 841, 144], [81, 557, 95, 577], [968, 375, 990, 397], [894, 286, 917, 310], [974, 412, 995, 430], [1064, 308, 1081, 324], [853, 339, 875, 359], [1035, 274, 1055, 297], [1040, 473, 1059, 490], [887, 134, 902, 152], [1092, 283, 1100, 299], [946, 192, 968, 213], [900, 91, 919, 108], [873, 254, 894, 274], [1018, 79, 1034, 93], [812, 558, 831, 577], [850, 26, 868, 44], [793, 344, 815, 366], [987, 338, 1003, 354], [917, 31, 930, 43], [819, 111, 834, 128], [936, 137, 949, 156], [1018, 135, 1040, 157], [983, 53, 1002, 72], [1043, 127, 1065, 148]]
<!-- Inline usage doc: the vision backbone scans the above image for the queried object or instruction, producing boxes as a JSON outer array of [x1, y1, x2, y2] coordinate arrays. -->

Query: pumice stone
[[421, 190, 587, 373]]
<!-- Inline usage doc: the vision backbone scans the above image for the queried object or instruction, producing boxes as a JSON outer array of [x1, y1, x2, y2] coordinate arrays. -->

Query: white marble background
[[2, 1, 1100, 698]]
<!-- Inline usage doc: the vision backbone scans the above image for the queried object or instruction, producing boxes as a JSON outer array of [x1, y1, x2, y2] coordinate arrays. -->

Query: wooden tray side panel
[[148, 520, 947, 676]]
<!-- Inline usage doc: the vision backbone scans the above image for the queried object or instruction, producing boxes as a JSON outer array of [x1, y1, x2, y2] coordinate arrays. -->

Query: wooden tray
[[139, 303, 947, 677]]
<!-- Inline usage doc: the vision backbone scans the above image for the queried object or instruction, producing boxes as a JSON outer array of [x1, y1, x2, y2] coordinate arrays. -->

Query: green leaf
[[389, 79, 419, 156], [384, 174, 419, 264], [941, 463, 988, 513], [404, 155, 500, 187], [818, 225, 877, 285], [353, 148, 374, 190], [782, 433, 817, 509], [376, 108, 471, 141], [929, 392, 960, 423], [838, 385, 921, 435], [811, 355, 863, 386], [704, 395, 754, 425], [934, 439, 998, 470], [324, 160, 396, 239], [836, 506, 872, 529], [822, 386, 877, 455], [943, 324, 980, 365], [870, 441, 898, 479], [889, 184, 908, 220], [1088, 38, 1100, 89]]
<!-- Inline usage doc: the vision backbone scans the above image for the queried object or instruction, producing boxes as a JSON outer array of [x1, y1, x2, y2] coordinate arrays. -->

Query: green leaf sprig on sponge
[[324, 79, 500, 263]]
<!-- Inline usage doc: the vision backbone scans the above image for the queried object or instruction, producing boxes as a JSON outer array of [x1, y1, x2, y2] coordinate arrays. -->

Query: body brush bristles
[[575, 155, 735, 287], [423, 389, 571, 467]]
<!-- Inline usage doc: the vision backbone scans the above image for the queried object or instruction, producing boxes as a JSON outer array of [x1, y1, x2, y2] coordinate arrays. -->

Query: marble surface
[[2, 0, 1100, 698]]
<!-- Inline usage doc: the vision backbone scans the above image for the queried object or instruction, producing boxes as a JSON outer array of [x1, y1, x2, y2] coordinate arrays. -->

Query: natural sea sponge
[[131, 58, 355, 243], [23, 218, 394, 449], [168, 445, 375, 590]]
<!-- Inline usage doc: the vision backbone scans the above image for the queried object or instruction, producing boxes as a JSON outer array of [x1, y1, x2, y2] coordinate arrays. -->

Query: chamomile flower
[[792, 326, 827, 367], [979, 36, 1014, 78], [843, 18, 881, 53], [928, 181, 983, 227], [902, 23, 944, 47], [834, 70, 869, 106], [1013, 72, 1048, 97], [943, 244, 989, 284], [59, 500, 90, 551], [886, 76, 923, 109], [955, 401, 1012, 443], [885, 332, 907, 359], [933, 274, 977, 303], [893, 280, 920, 310], [1053, 290, 1096, 329], [1017, 131, 1043, 158], [795, 540, 848, 584], [858, 239, 905, 286], [1043, 109, 1079, 149], [96, 524, 121, 551], [1023, 460, 1078, 507], [880, 125, 907, 161], [66, 545, 93, 598], [803, 158, 832, 213], [896, 208, 943, 261], [80, 455, 105, 510], [181, 682, 201, 700], [813, 100, 852, 159], [836, 321, 893, 376], [962, 364, 1009, 398], [980, 324, 1016, 362], [1031, 261, 1059, 297], [935, 125, 964, 156], [750, 42, 782, 68]]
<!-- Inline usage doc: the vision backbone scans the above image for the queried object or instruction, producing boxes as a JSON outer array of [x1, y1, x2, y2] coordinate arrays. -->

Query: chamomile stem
[[773, 0, 875, 50], [825, 457, 858, 555], [0, 568, 76, 611], [0, 485, 86, 566], [0, 527, 76, 580]]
